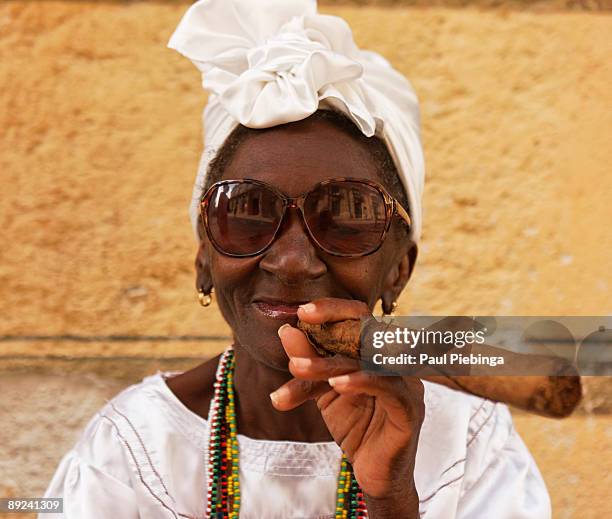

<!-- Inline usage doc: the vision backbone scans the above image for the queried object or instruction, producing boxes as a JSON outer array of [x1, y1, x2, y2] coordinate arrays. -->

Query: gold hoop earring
[[382, 300, 398, 317], [197, 287, 214, 307]]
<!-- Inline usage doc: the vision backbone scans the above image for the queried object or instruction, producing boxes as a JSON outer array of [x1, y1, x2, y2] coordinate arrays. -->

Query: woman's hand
[[271, 297, 424, 517]]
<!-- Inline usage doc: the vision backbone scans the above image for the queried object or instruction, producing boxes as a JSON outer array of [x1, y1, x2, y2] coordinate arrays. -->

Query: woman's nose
[[259, 208, 327, 285]]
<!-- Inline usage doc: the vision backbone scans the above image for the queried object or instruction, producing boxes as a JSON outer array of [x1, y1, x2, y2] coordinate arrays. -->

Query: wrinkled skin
[[170, 115, 424, 516]]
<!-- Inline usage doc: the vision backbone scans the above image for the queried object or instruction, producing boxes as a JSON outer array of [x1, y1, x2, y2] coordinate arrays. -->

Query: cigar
[[297, 319, 582, 418]]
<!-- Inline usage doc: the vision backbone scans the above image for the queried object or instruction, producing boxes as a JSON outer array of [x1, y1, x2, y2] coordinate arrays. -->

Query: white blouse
[[41, 360, 551, 519]]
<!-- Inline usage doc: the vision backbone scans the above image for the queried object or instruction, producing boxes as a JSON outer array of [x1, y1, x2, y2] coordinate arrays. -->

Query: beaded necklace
[[206, 348, 368, 518]]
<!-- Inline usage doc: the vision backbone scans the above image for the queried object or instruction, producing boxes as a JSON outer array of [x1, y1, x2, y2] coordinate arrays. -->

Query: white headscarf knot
[[168, 0, 425, 243]]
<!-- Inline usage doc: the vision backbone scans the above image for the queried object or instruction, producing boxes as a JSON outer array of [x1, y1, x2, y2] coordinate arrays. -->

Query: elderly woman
[[42, 1, 551, 518]]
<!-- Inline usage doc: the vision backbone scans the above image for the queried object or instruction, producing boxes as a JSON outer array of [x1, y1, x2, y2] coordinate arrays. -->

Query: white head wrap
[[168, 0, 425, 243]]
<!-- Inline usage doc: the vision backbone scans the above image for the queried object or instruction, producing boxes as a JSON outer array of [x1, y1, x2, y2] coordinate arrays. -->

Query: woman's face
[[196, 117, 416, 370]]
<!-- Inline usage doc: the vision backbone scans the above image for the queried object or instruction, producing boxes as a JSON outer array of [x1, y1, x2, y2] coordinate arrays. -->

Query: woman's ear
[[195, 239, 213, 293], [381, 241, 418, 313]]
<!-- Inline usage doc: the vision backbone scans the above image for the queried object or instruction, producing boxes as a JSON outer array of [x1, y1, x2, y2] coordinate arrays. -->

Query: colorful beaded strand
[[226, 352, 241, 518], [335, 455, 348, 518], [206, 352, 230, 517], [224, 405, 233, 513], [218, 354, 232, 516], [342, 457, 351, 519], [350, 467, 367, 518], [208, 377, 221, 514], [207, 348, 367, 518], [220, 419, 229, 512], [206, 355, 228, 517]]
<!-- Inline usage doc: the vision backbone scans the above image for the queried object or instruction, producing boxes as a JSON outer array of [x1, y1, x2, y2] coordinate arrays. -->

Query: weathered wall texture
[[0, 1, 610, 517]]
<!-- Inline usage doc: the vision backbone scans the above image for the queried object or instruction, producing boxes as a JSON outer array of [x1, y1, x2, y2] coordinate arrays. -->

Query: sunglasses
[[199, 178, 411, 258]]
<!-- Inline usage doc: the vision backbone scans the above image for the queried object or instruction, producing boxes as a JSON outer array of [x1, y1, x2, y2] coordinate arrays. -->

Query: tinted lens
[[205, 182, 284, 255], [304, 181, 388, 255]]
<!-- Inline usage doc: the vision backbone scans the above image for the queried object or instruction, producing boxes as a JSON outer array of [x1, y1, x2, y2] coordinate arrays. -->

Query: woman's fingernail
[[291, 357, 312, 369], [277, 323, 291, 338], [299, 303, 316, 314], [328, 374, 350, 387], [270, 386, 289, 404]]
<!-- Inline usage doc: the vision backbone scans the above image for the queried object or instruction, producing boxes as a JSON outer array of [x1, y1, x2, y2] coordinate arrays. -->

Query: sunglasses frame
[[199, 177, 412, 258]]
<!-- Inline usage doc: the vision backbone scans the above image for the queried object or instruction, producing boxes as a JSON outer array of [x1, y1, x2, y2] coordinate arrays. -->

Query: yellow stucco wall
[[1, 2, 610, 517], [1, 2, 610, 357]]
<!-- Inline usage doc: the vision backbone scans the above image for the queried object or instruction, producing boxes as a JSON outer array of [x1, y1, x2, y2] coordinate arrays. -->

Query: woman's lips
[[253, 301, 304, 319]]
